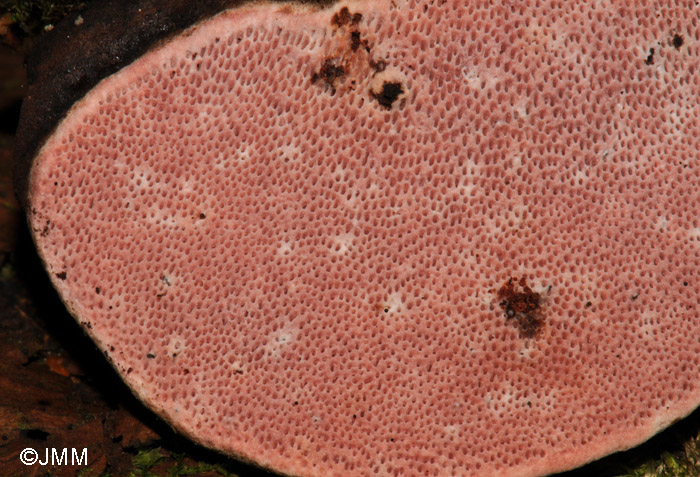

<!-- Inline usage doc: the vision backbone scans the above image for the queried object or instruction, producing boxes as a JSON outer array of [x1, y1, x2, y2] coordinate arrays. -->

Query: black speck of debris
[[645, 48, 655, 65], [672, 33, 684, 49], [22, 429, 50, 441], [631, 292, 639, 301], [127, 367, 133, 374], [110, 346, 115, 352], [294, 401, 299, 406], [683, 281, 688, 286], [352, 414, 357, 419], [383, 307, 389, 313], [584, 301, 592, 308], [95, 287, 100, 294], [372, 82, 403, 109], [172, 353, 178, 358], [526, 401, 532, 407], [56, 271, 67, 280], [199, 212, 206, 219], [390, 438, 395, 442], [147, 353, 156, 359]]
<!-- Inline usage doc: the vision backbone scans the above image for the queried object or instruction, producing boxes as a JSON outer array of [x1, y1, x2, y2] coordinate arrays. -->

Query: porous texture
[[20, 1, 700, 476]]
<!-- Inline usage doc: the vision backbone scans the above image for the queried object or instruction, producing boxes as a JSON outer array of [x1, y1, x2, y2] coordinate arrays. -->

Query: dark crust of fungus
[[12, 0, 338, 210]]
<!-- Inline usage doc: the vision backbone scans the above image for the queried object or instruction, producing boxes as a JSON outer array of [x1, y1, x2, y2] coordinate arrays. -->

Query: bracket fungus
[[13, 0, 700, 476]]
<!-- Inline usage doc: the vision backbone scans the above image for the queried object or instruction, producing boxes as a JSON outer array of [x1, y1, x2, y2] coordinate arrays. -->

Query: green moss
[[167, 453, 238, 476], [129, 448, 165, 477], [612, 433, 700, 477], [0, 0, 87, 36], [126, 447, 241, 477]]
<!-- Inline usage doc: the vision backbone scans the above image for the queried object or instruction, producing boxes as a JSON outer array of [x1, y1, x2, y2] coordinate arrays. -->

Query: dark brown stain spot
[[56, 271, 67, 280], [311, 59, 346, 88], [496, 277, 543, 338], [672, 33, 684, 49], [369, 58, 387, 72], [331, 7, 362, 27], [371, 82, 403, 109], [146, 353, 156, 359], [350, 30, 362, 51], [199, 212, 206, 219], [645, 48, 654, 65]]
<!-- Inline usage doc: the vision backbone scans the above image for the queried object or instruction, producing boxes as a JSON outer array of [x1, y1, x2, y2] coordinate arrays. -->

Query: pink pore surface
[[27, 1, 700, 476]]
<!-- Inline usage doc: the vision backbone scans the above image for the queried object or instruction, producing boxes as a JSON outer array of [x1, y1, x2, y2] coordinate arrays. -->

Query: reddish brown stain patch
[[369, 58, 387, 72], [313, 6, 380, 93], [311, 59, 346, 89], [331, 7, 362, 27], [496, 277, 543, 338], [350, 30, 362, 51]]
